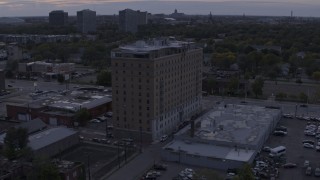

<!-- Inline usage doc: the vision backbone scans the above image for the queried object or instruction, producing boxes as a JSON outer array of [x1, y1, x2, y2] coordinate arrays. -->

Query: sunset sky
[[0, 0, 319, 17]]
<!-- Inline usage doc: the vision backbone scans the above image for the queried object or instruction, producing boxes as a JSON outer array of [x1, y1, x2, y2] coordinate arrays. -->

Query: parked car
[[92, 138, 100, 143], [262, 146, 271, 152], [160, 135, 168, 142], [302, 140, 315, 145], [304, 160, 310, 167], [282, 163, 297, 168], [79, 135, 84, 140], [303, 143, 314, 149], [105, 111, 113, 117], [304, 131, 316, 136], [306, 167, 312, 176], [315, 168, 320, 177], [100, 139, 110, 144], [282, 114, 294, 118], [273, 131, 287, 136], [275, 126, 288, 132], [154, 164, 167, 171], [89, 119, 101, 123]]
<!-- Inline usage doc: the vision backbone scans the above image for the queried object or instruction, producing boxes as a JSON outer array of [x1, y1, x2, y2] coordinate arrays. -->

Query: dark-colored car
[[302, 140, 315, 145], [282, 163, 297, 168], [154, 164, 167, 171], [273, 131, 287, 136], [275, 126, 287, 132], [92, 138, 100, 143]]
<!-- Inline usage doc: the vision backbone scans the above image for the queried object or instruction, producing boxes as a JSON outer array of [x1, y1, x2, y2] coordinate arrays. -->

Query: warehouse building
[[162, 104, 281, 170], [28, 127, 79, 158]]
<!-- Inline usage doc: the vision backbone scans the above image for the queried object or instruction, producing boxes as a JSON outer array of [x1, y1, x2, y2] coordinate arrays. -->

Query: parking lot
[[263, 116, 320, 180]]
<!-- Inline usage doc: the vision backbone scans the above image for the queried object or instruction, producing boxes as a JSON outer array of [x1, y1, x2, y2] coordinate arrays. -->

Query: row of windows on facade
[[116, 123, 151, 132], [114, 76, 198, 88], [114, 96, 198, 116], [116, 116, 151, 123], [113, 54, 201, 68], [114, 90, 197, 104], [113, 67, 199, 77]]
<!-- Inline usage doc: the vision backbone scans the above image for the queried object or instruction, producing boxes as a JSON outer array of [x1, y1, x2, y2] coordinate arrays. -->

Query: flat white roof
[[165, 140, 255, 162], [196, 104, 281, 146]]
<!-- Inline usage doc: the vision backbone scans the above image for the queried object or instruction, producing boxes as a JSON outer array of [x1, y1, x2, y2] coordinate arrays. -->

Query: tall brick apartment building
[[111, 38, 203, 141]]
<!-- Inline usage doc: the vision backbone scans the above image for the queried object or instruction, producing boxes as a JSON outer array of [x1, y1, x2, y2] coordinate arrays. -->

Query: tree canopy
[[251, 78, 264, 98], [3, 127, 29, 160]]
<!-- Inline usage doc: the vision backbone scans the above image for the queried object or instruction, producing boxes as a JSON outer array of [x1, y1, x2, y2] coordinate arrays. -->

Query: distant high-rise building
[[111, 38, 203, 142], [170, 9, 185, 18], [49, 10, 68, 26], [77, 9, 96, 34], [119, 9, 147, 33]]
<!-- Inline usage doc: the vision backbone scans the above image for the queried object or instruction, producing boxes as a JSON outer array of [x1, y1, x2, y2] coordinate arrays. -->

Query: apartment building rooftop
[[112, 38, 198, 58]]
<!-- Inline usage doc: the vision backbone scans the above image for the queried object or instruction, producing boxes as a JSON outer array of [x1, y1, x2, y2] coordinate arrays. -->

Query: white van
[[269, 146, 286, 157]]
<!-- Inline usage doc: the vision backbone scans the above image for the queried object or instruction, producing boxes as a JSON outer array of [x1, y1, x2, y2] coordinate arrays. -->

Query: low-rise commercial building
[[29, 127, 79, 158], [6, 89, 112, 126], [162, 104, 281, 170]]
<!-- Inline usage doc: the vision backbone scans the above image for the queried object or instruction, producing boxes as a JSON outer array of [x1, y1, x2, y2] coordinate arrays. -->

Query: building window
[[139, 72, 142, 75], [123, 63, 126, 67], [115, 63, 118, 67]]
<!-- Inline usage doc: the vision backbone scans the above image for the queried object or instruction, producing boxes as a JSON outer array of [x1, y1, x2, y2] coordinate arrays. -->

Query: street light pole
[[178, 146, 181, 164], [139, 127, 142, 153], [105, 117, 108, 138], [117, 143, 120, 169], [87, 153, 91, 180]]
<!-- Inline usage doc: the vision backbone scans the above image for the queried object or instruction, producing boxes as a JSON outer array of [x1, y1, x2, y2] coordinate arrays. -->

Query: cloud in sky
[[0, 0, 319, 17]]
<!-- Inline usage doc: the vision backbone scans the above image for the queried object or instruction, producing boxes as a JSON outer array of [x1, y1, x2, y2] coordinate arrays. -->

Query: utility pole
[[117, 143, 120, 168], [178, 146, 181, 164], [139, 127, 143, 153], [105, 117, 108, 138]]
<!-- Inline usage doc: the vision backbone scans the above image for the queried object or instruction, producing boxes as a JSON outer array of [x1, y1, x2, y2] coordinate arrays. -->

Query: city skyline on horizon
[[0, 0, 320, 17]]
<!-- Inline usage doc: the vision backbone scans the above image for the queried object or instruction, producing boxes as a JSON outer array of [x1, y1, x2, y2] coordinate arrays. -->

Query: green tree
[[3, 127, 29, 159], [194, 169, 223, 180], [206, 78, 217, 94], [211, 52, 236, 69], [234, 163, 254, 180], [96, 71, 112, 86], [251, 78, 264, 98], [312, 71, 320, 83], [299, 92, 308, 103], [57, 74, 65, 84], [276, 92, 287, 101], [74, 108, 92, 126], [27, 158, 61, 180], [227, 77, 239, 95]]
